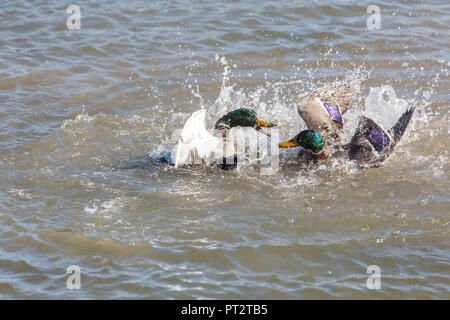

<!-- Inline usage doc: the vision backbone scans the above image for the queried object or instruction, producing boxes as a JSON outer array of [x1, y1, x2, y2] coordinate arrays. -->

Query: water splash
[[165, 60, 431, 189]]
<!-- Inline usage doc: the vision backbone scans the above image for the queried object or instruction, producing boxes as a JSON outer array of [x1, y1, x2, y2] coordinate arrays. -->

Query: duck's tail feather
[[391, 107, 415, 144]]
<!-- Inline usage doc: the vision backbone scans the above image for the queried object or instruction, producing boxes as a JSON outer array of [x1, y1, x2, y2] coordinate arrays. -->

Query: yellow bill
[[279, 136, 300, 148], [257, 118, 276, 128]]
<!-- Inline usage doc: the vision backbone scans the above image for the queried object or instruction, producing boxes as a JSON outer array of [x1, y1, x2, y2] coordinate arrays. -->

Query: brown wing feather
[[308, 76, 367, 114], [296, 76, 367, 144]]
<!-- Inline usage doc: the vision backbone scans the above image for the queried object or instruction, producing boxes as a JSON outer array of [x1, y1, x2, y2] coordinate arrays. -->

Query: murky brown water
[[0, 0, 449, 299]]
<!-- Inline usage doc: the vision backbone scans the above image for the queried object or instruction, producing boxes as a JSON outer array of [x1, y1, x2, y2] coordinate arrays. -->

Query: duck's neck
[[216, 127, 229, 139]]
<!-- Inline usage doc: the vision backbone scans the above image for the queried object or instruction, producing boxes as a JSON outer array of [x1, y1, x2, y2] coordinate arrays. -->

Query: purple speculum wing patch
[[367, 124, 390, 152], [323, 103, 343, 125]]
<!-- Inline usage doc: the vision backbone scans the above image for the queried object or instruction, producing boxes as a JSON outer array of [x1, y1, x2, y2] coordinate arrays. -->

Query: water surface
[[0, 0, 449, 299]]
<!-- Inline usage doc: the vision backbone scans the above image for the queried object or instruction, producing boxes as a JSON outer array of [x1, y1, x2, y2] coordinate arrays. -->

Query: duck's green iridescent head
[[215, 108, 275, 130], [279, 130, 325, 154]]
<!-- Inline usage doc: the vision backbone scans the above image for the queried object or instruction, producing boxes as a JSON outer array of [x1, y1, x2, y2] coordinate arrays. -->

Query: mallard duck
[[279, 129, 327, 159], [279, 107, 415, 167], [175, 108, 275, 168], [279, 77, 367, 159]]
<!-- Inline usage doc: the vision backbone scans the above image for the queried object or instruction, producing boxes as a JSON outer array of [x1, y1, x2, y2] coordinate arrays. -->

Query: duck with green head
[[279, 77, 368, 160], [214, 108, 275, 169], [214, 108, 275, 136], [279, 129, 327, 159], [174, 107, 275, 169], [277, 77, 367, 161], [279, 107, 415, 166]]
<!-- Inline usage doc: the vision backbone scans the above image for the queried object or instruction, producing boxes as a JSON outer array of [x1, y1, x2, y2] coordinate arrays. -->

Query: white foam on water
[[61, 106, 94, 129], [8, 188, 33, 200], [84, 197, 126, 217]]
